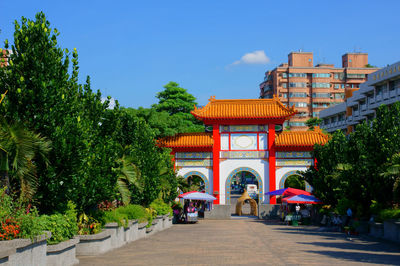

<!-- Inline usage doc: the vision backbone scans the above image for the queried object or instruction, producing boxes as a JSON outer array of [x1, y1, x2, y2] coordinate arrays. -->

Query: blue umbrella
[[182, 192, 216, 201], [265, 188, 287, 196], [282, 194, 322, 204]]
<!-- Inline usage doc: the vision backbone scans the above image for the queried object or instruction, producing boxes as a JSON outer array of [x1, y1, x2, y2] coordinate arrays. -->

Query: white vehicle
[[246, 184, 258, 198]]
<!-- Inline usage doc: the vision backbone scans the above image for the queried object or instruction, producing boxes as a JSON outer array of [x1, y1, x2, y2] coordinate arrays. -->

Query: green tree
[[154, 81, 197, 115], [305, 118, 322, 130], [0, 119, 51, 201]]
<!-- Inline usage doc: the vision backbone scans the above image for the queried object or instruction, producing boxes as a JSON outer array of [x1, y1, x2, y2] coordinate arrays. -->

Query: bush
[[377, 209, 400, 222], [115, 204, 148, 223], [0, 189, 43, 240], [102, 209, 129, 227], [150, 199, 172, 216], [37, 202, 78, 245]]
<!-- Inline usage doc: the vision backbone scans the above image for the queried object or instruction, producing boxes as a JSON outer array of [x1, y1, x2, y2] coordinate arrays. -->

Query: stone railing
[[369, 220, 400, 243], [0, 216, 172, 266]]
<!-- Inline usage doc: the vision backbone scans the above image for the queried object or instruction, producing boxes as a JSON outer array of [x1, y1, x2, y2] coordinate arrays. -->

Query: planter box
[[46, 238, 79, 266], [0, 233, 50, 266], [124, 220, 138, 243], [162, 214, 168, 229], [383, 220, 400, 243], [104, 222, 126, 249], [154, 216, 163, 232], [75, 230, 112, 256], [369, 222, 384, 238], [137, 222, 148, 240]]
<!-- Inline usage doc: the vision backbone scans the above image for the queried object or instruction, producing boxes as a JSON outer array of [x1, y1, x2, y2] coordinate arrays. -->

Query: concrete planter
[[137, 222, 148, 240], [369, 222, 384, 238], [154, 216, 163, 232], [104, 222, 126, 249], [355, 221, 369, 234], [383, 220, 400, 243], [0, 233, 50, 266], [75, 230, 112, 256], [124, 220, 138, 243], [146, 225, 154, 236], [46, 238, 79, 266]]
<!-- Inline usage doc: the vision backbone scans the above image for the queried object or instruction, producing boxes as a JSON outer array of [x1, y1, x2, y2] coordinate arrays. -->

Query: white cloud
[[101, 97, 116, 109], [231, 50, 270, 65]]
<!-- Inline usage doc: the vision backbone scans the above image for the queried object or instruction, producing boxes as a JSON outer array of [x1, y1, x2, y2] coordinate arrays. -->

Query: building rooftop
[[157, 132, 213, 148], [191, 96, 297, 121], [275, 127, 329, 148]]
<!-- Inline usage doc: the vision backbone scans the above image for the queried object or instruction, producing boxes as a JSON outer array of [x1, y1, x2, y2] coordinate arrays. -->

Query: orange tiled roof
[[191, 96, 296, 121], [157, 132, 213, 148], [275, 127, 329, 147]]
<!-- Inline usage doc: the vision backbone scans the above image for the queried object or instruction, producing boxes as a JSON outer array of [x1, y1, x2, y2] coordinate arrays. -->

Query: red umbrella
[[282, 188, 312, 197]]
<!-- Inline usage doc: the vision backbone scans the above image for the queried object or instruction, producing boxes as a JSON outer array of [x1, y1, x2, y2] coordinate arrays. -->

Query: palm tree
[[114, 154, 141, 205], [0, 119, 51, 201]]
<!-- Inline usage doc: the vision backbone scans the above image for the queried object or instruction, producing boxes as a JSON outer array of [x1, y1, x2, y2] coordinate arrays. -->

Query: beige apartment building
[[259, 51, 378, 131]]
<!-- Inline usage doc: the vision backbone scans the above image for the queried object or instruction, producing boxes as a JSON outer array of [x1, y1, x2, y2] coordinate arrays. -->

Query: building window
[[334, 93, 345, 99], [347, 74, 366, 79], [289, 92, 307, 98], [289, 82, 307, 88], [290, 122, 306, 127], [282, 73, 287, 78], [341, 84, 345, 89], [288, 73, 307, 78], [312, 83, 330, 88], [334, 84, 340, 89], [290, 102, 308, 108], [312, 112, 320, 117], [282, 93, 288, 98], [312, 93, 330, 98], [282, 83, 287, 88], [312, 73, 331, 78]]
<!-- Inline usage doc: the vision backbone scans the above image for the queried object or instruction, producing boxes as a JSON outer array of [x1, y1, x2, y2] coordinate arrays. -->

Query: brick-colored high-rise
[[259, 51, 379, 131]]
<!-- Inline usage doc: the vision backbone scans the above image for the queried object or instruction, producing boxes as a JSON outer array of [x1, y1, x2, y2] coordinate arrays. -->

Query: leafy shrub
[[38, 202, 78, 244], [0, 188, 42, 240], [377, 209, 400, 222], [103, 210, 129, 227], [150, 199, 172, 216], [77, 213, 101, 235], [115, 204, 148, 223]]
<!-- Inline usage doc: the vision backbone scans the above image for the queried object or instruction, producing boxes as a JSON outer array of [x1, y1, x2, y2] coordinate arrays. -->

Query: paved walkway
[[79, 219, 400, 265]]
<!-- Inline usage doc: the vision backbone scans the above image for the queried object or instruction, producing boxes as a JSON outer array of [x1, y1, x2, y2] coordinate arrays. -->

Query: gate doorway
[[227, 170, 260, 216]]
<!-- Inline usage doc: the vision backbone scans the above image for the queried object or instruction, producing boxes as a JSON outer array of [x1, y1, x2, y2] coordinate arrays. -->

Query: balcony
[[390, 90, 397, 98]]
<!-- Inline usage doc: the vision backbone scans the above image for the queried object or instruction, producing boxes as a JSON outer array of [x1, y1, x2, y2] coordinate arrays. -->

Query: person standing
[[295, 204, 300, 215], [346, 207, 352, 226]]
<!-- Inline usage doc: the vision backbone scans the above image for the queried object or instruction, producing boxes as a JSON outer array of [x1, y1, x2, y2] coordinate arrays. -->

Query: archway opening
[[229, 171, 259, 215], [186, 175, 205, 192], [284, 174, 305, 190]]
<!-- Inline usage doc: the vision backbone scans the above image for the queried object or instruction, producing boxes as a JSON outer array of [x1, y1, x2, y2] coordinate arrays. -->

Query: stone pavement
[[78, 219, 400, 266]]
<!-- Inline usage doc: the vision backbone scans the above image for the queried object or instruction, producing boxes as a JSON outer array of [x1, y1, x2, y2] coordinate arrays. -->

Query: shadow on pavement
[[305, 250, 400, 265]]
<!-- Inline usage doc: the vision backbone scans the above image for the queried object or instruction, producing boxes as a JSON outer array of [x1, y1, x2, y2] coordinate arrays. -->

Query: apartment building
[[259, 51, 378, 131], [320, 61, 400, 133], [0, 49, 11, 67]]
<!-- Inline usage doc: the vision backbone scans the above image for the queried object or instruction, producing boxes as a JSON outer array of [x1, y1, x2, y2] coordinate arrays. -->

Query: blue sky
[[1, 0, 399, 108]]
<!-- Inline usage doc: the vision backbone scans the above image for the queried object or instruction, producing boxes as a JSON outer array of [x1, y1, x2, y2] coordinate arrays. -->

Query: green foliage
[[284, 175, 305, 190], [305, 118, 322, 130], [154, 81, 197, 115], [113, 153, 141, 205], [378, 209, 400, 222], [302, 102, 400, 218], [114, 204, 149, 223], [102, 209, 129, 227], [0, 119, 51, 201], [150, 199, 172, 216], [37, 201, 78, 244], [77, 213, 101, 235]]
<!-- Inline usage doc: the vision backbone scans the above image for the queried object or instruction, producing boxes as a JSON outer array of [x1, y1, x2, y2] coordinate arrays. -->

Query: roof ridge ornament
[[209, 96, 216, 102]]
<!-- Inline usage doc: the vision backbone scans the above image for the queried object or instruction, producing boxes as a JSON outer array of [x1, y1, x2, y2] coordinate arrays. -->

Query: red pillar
[[212, 124, 220, 204], [268, 123, 276, 204], [170, 151, 176, 172]]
